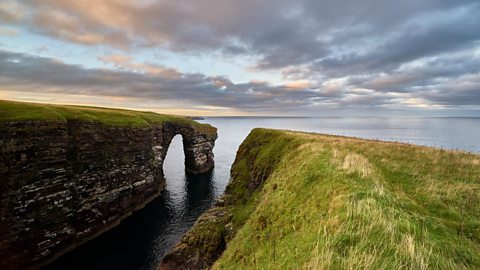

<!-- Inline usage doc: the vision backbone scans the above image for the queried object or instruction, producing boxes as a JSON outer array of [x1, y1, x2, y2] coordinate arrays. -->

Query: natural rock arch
[[0, 119, 217, 269], [158, 122, 216, 176]]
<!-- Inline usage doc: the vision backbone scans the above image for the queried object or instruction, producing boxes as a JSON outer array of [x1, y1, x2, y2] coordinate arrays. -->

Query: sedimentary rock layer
[[0, 119, 216, 270]]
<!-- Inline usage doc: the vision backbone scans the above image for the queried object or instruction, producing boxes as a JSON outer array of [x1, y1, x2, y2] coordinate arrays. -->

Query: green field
[[0, 100, 213, 132], [172, 128, 480, 269]]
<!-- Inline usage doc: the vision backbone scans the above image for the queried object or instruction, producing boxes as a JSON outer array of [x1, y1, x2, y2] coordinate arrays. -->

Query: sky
[[0, 0, 479, 116]]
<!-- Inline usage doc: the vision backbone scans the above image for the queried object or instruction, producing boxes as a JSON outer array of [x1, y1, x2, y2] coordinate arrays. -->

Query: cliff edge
[[0, 100, 217, 269], [160, 128, 480, 269]]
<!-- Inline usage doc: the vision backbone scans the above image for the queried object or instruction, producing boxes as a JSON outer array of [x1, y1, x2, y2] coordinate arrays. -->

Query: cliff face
[[0, 119, 216, 270]]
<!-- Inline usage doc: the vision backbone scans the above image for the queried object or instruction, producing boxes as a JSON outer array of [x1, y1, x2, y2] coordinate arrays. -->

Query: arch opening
[[162, 133, 215, 219], [163, 134, 186, 198]]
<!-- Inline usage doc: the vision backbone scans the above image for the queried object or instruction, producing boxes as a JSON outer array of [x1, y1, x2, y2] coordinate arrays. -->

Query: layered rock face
[[162, 122, 216, 174], [0, 119, 216, 270]]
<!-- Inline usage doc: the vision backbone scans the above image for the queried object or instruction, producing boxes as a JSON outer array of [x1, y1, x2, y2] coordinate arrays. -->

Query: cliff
[[160, 128, 480, 269], [0, 100, 217, 270]]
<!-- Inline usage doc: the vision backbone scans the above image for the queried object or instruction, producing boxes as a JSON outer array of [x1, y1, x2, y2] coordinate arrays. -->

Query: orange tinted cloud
[[0, 1, 24, 23], [285, 80, 313, 89], [98, 54, 181, 78]]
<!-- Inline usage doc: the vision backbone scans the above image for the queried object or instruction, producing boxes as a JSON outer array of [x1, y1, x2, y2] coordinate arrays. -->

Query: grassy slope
[[0, 100, 214, 132], [212, 129, 480, 269]]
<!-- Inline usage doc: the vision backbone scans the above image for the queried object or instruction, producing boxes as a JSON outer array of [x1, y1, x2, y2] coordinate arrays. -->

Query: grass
[[0, 100, 215, 132], [185, 128, 479, 269]]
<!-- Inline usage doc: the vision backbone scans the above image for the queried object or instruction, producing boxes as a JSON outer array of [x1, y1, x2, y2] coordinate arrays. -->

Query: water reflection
[[184, 170, 215, 219]]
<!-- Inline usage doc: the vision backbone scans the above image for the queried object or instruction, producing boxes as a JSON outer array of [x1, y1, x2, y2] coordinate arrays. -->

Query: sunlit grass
[[211, 129, 480, 269], [0, 100, 214, 132]]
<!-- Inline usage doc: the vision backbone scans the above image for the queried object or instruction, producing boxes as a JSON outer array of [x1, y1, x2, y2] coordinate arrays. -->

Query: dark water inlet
[[45, 135, 218, 270]]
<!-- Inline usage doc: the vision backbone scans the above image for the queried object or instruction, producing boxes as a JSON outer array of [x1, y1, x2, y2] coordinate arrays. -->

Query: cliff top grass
[[0, 100, 215, 132], [215, 129, 480, 269], [171, 128, 480, 269]]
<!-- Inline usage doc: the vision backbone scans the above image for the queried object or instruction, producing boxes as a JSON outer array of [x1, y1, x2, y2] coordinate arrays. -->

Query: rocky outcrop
[[162, 122, 216, 174], [159, 204, 233, 270], [0, 119, 216, 270]]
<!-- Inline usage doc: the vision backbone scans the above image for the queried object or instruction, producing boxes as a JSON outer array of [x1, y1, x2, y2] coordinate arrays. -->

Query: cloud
[[0, 26, 17, 36], [5, 1, 480, 72], [312, 3, 480, 77], [0, 1, 24, 23], [1, 1, 479, 115], [8, 1, 475, 61], [97, 54, 181, 78], [2, 49, 479, 115], [418, 73, 480, 106], [0, 50, 328, 112]]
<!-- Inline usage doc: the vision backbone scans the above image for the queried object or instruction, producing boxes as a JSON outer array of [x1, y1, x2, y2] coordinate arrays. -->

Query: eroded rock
[[0, 119, 216, 269]]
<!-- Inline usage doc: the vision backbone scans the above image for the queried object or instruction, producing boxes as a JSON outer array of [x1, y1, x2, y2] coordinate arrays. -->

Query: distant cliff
[[0, 100, 217, 270], [160, 128, 480, 269]]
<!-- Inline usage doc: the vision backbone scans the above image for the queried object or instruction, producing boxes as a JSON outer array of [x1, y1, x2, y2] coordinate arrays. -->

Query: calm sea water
[[45, 117, 480, 270]]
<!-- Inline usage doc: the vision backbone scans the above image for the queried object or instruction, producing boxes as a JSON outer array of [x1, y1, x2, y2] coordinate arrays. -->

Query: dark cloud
[[418, 74, 480, 106], [313, 3, 480, 76], [5, 0, 476, 68]]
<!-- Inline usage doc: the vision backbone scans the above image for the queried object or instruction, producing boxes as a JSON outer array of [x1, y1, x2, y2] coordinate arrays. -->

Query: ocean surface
[[46, 117, 480, 270]]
